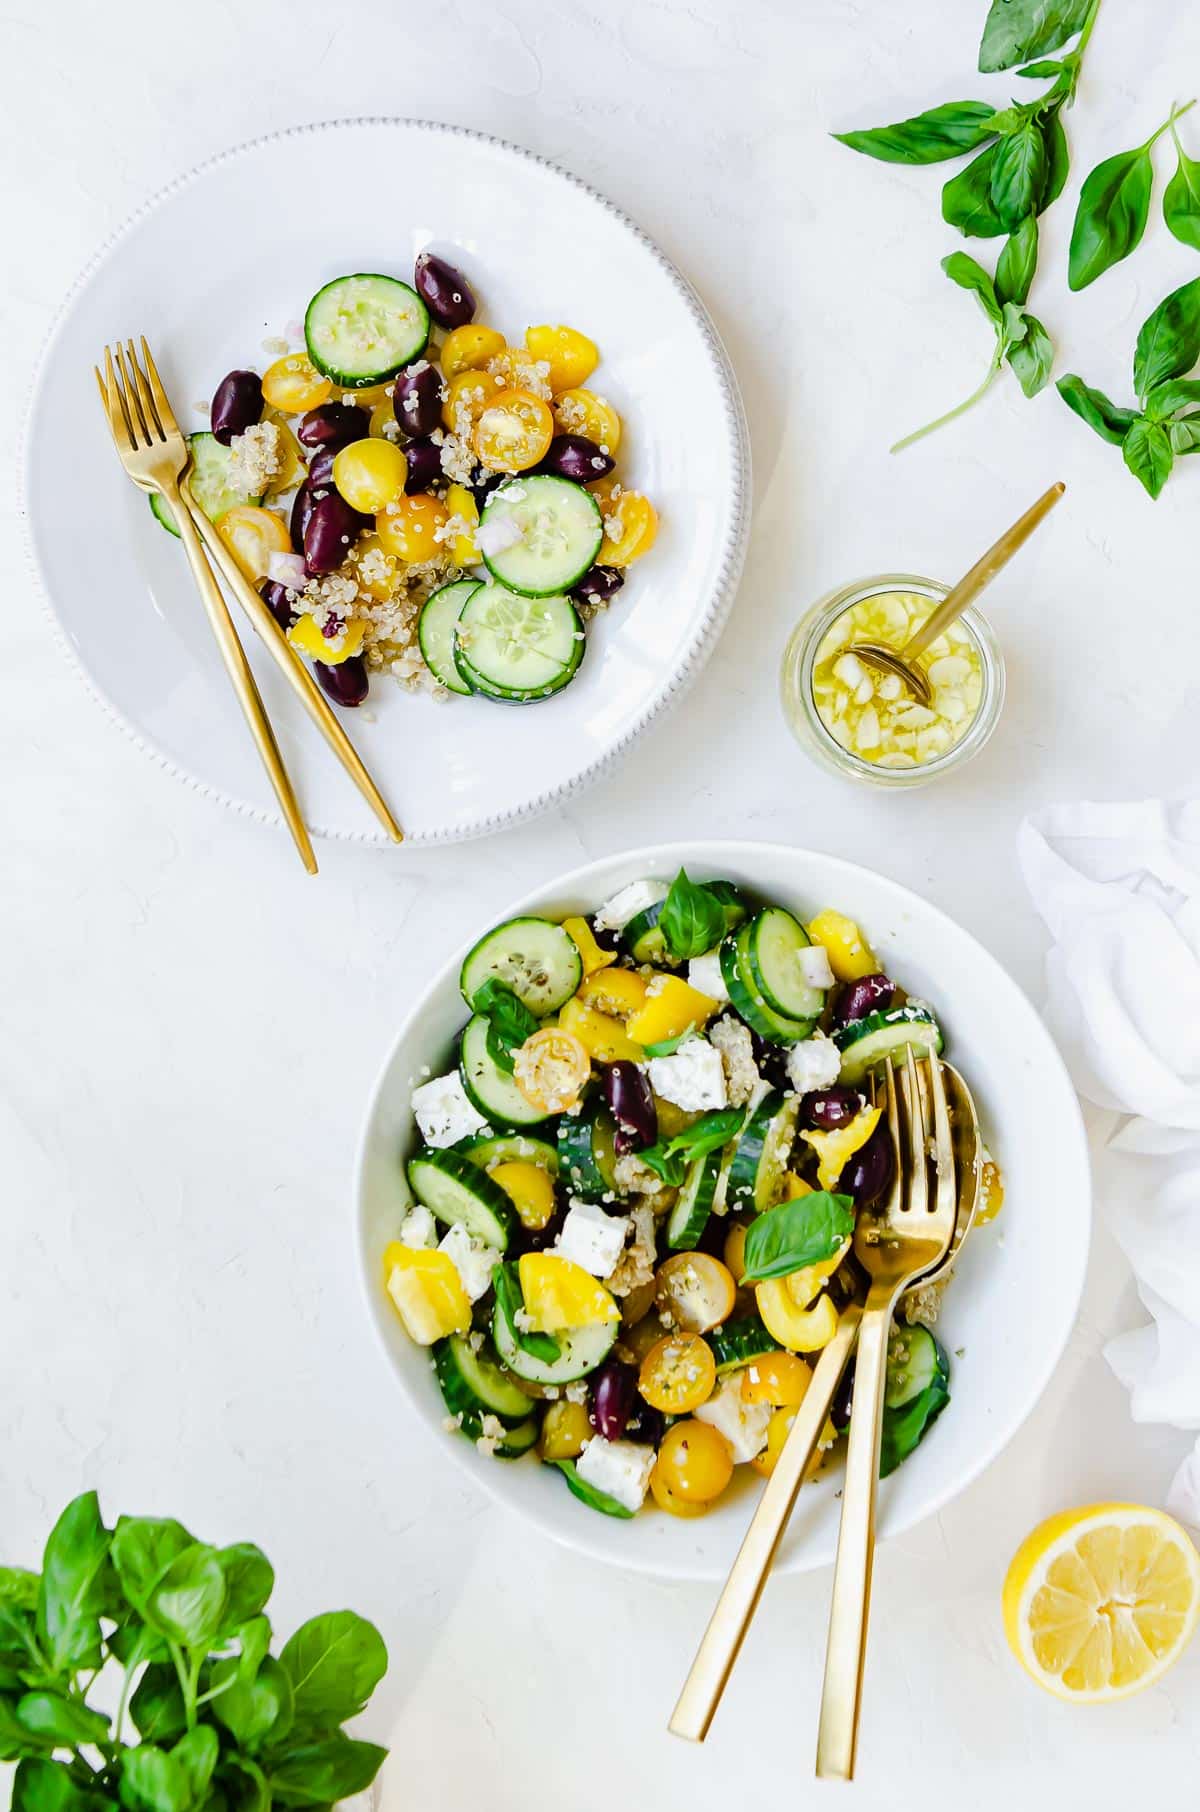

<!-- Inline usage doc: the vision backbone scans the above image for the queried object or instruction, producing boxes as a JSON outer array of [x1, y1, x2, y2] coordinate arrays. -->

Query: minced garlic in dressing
[[811, 590, 983, 769]]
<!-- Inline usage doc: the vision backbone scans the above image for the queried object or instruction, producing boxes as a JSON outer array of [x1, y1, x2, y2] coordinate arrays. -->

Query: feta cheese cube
[[593, 878, 668, 934], [694, 1377, 772, 1464], [797, 943, 836, 991], [687, 950, 729, 1002], [398, 1204, 438, 1249], [785, 1032, 843, 1095], [438, 1222, 500, 1302], [575, 1436, 656, 1513], [556, 1198, 630, 1277], [647, 1039, 728, 1111], [411, 1070, 489, 1147]]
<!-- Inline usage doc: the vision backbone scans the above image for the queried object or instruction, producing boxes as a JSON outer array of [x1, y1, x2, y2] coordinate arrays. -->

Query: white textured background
[[6, 0, 1200, 1805]]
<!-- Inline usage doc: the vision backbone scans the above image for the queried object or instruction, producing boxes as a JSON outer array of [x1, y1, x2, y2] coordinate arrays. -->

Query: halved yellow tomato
[[723, 1221, 748, 1284], [518, 1252, 619, 1331], [638, 1332, 717, 1414], [375, 493, 448, 564], [263, 422, 308, 495], [601, 491, 658, 567], [512, 1027, 591, 1114], [351, 533, 399, 601], [474, 387, 554, 473], [538, 1399, 592, 1462], [261, 353, 332, 413], [656, 1254, 737, 1335], [441, 367, 503, 435], [217, 505, 292, 582], [441, 323, 506, 378], [525, 323, 599, 392], [554, 387, 621, 453]]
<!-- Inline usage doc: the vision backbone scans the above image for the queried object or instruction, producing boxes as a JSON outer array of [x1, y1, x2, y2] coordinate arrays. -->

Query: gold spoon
[[852, 481, 1065, 707]]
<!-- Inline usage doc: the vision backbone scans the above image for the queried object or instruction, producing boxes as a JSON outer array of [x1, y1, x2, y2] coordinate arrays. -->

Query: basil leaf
[[942, 144, 1006, 238], [15, 1692, 110, 1749], [741, 1192, 855, 1285], [211, 1654, 294, 1753], [834, 101, 997, 166], [494, 1263, 560, 1363], [1007, 311, 1055, 396], [1039, 106, 1071, 210], [36, 1493, 114, 1676], [111, 1519, 196, 1623], [1165, 139, 1200, 251], [995, 214, 1039, 306], [941, 251, 1002, 325], [990, 117, 1048, 230], [119, 1745, 191, 1812], [146, 1545, 227, 1650], [170, 1728, 219, 1809], [1145, 377, 1200, 420], [880, 1373, 951, 1476], [1016, 57, 1067, 78], [128, 1664, 187, 1745], [1169, 415, 1200, 454], [0, 1573, 39, 1612], [215, 1544, 273, 1634], [638, 1107, 745, 1187], [1068, 145, 1153, 290], [553, 1460, 634, 1519], [269, 1735, 388, 1808], [657, 869, 727, 961], [1122, 419, 1174, 498], [0, 1695, 39, 1761], [979, 0, 1093, 74], [11, 1758, 114, 1812], [1134, 277, 1200, 400], [1056, 374, 1140, 445], [642, 1025, 701, 1058], [471, 978, 538, 1076], [279, 1610, 388, 1731]]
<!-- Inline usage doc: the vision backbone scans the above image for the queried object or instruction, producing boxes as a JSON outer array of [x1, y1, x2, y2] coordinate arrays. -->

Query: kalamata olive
[[831, 1358, 855, 1433], [297, 402, 368, 451], [210, 369, 263, 445], [259, 580, 297, 631], [303, 491, 365, 575], [540, 434, 615, 484], [842, 1121, 894, 1209], [590, 920, 621, 953], [414, 251, 476, 328], [799, 1086, 863, 1131], [304, 447, 337, 494], [314, 657, 368, 708], [393, 364, 444, 437], [290, 485, 316, 548], [603, 1061, 657, 1153], [835, 974, 895, 1027], [590, 1361, 637, 1442], [571, 566, 625, 611], [404, 435, 443, 493], [625, 1401, 666, 1447], [748, 1030, 793, 1092], [471, 470, 508, 506]]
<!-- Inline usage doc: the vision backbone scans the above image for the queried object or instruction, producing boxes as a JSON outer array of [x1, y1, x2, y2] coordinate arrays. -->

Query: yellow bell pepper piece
[[785, 1237, 852, 1309], [489, 1160, 556, 1231], [755, 1280, 839, 1353], [444, 482, 480, 565], [383, 1243, 470, 1344], [287, 614, 366, 664], [563, 915, 616, 978], [518, 1252, 620, 1331], [806, 909, 878, 982], [579, 967, 647, 1020], [802, 1105, 881, 1191], [558, 996, 643, 1064], [626, 974, 718, 1047], [782, 1173, 814, 1200]]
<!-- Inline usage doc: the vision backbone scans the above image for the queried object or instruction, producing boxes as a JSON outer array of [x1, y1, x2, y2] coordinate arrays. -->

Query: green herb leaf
[[36, 1492, 115, 1677], [217, 1757, 268, 1812], [15, 1691, 110, 1749], [1145, 377, 1200, 419], [0, 1572, 39, 1612], [979, 0, 1094, 74], [119, 1744, 191, 1812], [553, 1460, 634, 1519], [11, 1757, 114, 1812], [1169, 415, 1200, 453], [268, 1734, 388, 1808], [237, 1614, 273, 1681], [1165, 138, 1200, 251], [942, 143, 1007, 238], [170, 1729, 219, 1808], [834, 101, 998, 165], [941, 251, 1002, 324], [990, 118, 1048, 230], [741, 1192, 855, 1285], [995, 214, 1039, 306], [1007, 311, 1055, 395], [278, 1610, 388, 1733], [642, 1025, 701, 1058], [1122, 418, 1174, 498], [1068, 146, 1154, 290], [147, 1546, 227, 1651], [128, 1665, 187, 1745], [1056, 374, 1140, 444], [111, 1520, 195, 1624], [658, 870, 727, 962], [493, 1263, 560, 1364], [211, 1654, 294, 1754], [1134, 276, 1200, 400], [637, 1108, 745, 1187], [1039, 107, 1071, 210], [215, 1545, 274, 1635], [1016, 57, 1068, 78], [471, 978, 538, 1076], [0, 1695, 41, 1762]]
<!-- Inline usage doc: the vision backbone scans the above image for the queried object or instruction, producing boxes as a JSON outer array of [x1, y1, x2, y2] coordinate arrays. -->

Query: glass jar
[[780, 573, 1005, 789]]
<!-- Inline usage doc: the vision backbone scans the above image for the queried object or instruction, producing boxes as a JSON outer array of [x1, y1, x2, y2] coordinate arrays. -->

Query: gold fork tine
[[103, 346, 134, 451], [925, 1057, 956, 1221], [116, 342, 151, 446], [126, 338, 165, 441], [139, 336, 179, 437], [880, 1058, 904, 1216], [900, 1047, 929, 1216]]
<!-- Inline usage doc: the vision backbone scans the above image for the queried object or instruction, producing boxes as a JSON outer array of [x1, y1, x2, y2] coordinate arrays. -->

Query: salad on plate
[[381, 870, 1001, 1521]]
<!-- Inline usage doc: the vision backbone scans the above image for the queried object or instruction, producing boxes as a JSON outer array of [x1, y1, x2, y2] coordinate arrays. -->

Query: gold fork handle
[[183, 485, 403, 844], [815, 1292, 897, 1780], [670, 1303, 863, 1743], [166, 483, 317, 874]]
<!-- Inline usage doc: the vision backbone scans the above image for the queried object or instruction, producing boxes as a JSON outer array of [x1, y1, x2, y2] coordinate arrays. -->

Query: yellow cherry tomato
[[512, 1027, 591, 1114], [216, 504, 292, 583], [723, 1222, 748, 1284], [538, 1399, 593, 1462], [578, 968, 647, 1021], [375, 493, 449, 564], [518, 1252, 619, 1331], [286, 614, 365, 665], [653, 1418, 734, 1503], [443, 482, 480, 564], [655, 1254, 737, 1335], [474, 387, 555, 473], [332, 438, 408, 514], [977, 1157, 1005, 1225], [368, 396, 397, 439], [349, 533, 398, 602], [525, 323, 599, 392], [442, 367, 504, 435], [750, 1403, 838, 1480], [557, 997, 643, 1065], [382, 1243, 470, 1344], [740, 1350, 811, 1407], [806, 910, 878, 982], [601, 491, 658, 567], [563, 915, 617, 978], [489, 1160, 556, 1231], [755, 1280, 839, 1353], [639, 1332, 717, 1415], [649, 1467, 711, 1518], [261, 352, 332, 413], [441, 323, 507, 378], [263, 422, 308, 496], [554, 387, 621, 453]]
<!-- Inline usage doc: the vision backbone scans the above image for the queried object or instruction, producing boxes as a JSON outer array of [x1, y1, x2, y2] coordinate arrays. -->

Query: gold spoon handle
[[900, 480, 1065, 663]]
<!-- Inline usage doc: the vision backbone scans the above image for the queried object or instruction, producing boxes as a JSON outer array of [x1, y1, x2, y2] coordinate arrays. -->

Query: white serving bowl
[[354, 841, 1091, 1579]]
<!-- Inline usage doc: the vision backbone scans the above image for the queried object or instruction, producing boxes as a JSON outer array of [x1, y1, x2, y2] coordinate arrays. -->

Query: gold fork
[[815, 1050, 957, 1779], [96, 340, 317, 873]]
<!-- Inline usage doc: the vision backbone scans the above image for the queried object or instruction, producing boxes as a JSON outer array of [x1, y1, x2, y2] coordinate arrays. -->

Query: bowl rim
[[352, 837, 1092, 1578]]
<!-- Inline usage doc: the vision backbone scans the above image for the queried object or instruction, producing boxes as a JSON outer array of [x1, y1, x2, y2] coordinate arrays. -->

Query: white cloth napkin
[[1018, 799, 1200, 1524]]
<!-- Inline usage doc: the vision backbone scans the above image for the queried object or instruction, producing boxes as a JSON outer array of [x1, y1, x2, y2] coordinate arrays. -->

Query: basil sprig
[[1165, 119, 1200, 251], [494, 1261, 560, 1363], [1058, 276, 1200, 497], [657, 869, 728, 961], [1068, 100, 1196, 290], [638, 1108, 745, 1188], [740, 1191, 855, 1285], [471, 977, 538, 1075], [833, 101, 1000, 166], [979, 0, 1095, 74]]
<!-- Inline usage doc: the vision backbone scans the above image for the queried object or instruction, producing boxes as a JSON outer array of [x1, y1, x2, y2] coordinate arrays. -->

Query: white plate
[[23, 120, 749, 844], [355, 840, 1092, 1579]]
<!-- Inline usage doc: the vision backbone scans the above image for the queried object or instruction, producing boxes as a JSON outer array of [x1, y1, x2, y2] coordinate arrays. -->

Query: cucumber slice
[[492, 1305, 616, 1384], [150, 431, 264, 536], [148, 492, 181, 537], [419, 580, 480, 695], [434, 1334, 531, 1426], [554, 1457, 633, 1518], [880, 1330, 950, 1477], [885, 1322, 945, 1410], [489, 1415, 540, 1458], [557, 1098, 621, 1203], [720, 926, 814, 1045], [835, 1007, 944, 1084], [460, 1133, 560, 1175], [460, 1014, 549, 1129], [623, 901, 671, 966], [709, 1315, 779, 1374], [304, 273, 430, 386], [454, 584, 585, 703], [666, 1147, 723, 1250], [460, 916, 582, 1016], [479, 476, 603, 597], [406, 1147, 516, 1248], [746, 907, 825, 1024], [727, 1090, 801, 1213]]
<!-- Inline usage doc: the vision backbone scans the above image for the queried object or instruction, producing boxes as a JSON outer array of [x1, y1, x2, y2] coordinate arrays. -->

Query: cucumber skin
[[405, 1145, 517, 1248], [479, 478, 603, 598], [726, 1091, 784, 1212], [459, 1016, 549, 1130], [459, 916, 583, 1016], [746, 907, 824, 1023], [834, 1008, 944, 1084], [666, 1148, 722, 1250], [557, 1102, 608, 1202], [434, 1335, 530, 1427], [456, 636, 585, 705], [719, 928, 813, 1045], [304, 273, 430, 386], [709, 1315, 779, 1374], [418, 581, 478, 695], [461, 1133, 560, 1175]]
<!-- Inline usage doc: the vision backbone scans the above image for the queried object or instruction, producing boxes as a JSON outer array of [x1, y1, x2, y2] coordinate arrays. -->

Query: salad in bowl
[[373, 867, 1002, 1525]]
